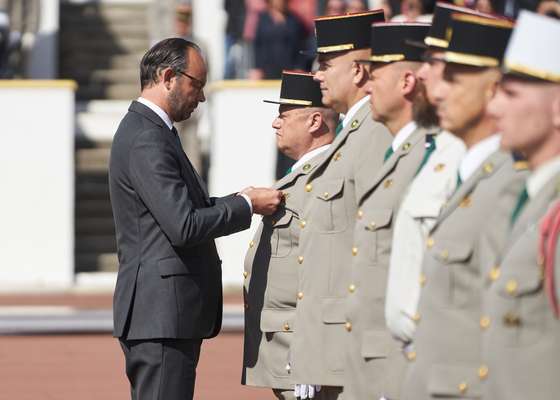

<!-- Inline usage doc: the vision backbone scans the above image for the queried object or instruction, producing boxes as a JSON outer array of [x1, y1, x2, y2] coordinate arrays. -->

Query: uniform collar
[[459, 134, 501, 182], [137, 97, 174, 130], [392, 121, 417, 152], [342, 95, 370, 128], [527, 155, 560, 199], [291, 144, 331, 171]]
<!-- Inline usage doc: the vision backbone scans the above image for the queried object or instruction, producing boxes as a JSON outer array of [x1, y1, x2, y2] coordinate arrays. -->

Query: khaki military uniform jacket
[[342, 126, 434, 400], [401, 150, 527, 400], [481, 172, 560, 400], [290, 102, 392, 386], [242, 152, 327, 390]]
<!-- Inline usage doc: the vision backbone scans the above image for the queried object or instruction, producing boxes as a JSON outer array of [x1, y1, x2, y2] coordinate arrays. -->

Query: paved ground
[[0, 333, 274, 400]]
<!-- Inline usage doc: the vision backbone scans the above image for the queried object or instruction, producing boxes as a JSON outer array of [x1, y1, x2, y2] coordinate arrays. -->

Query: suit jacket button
[[426, 237, 435, 249], [506, 279, 518, 295], [300, 220, 307, 229], [357, 209, 364, 219], [406, 351, 416, 361], [348, 284, 356, 293], [249, 240, 255, 248], [351, 120, 359, 129], [489, 266, 501, 281], [243, 271, 248, 279]]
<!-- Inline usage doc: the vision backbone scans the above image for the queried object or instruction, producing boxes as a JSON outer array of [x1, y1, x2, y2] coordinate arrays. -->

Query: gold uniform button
[[419, 273, 427, 287], [403, 142, 411, 151], [440, 249, 449, 261], [480, 316, 490, 329], [323, 192, 330, 199], [345, 322, 352, 332], [300, 220, 307, 229], [352, 247, 358, 256], [297, 292, 304, 300], [426, 237, 435, 249], [478, 365, 489, 380], [368, 221, 377, 231], [489, 266, 501, 281], [303, 163, 311, 172], [297, 256, 304, 264], [434, 163, 445, 172], [483, 162, 494, 174], [243, 271, 248, 279], [357, 209, 364, 219], [383, 179, 393, 189], [459, 195, 472, 208], [506, 279, 518, 295], [351, 120, 359, 129], [412, 313, 421, 323], [348, 284, 356, 293], [503, 312, 521, 327], [407, 351, 417, 361], [249, 240, 255, 248], [458, 382, 468, 394], [334, 152, 342, 161], [305, 184, 313, 193], [283, 323, 290, 331]]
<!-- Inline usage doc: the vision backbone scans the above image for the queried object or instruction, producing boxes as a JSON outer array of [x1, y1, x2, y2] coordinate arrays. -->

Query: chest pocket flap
[[260, 308, 295, 332], [158, 257, 193, 276], [432, 241, 473, 264], [428, 364, 481, 398], [362, 209, 393, 232], [316, 178, 344, 201]]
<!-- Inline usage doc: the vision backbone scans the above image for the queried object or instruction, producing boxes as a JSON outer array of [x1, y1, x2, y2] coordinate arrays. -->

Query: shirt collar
[[527, 156, 560, 199], [459, 134, 501, 182], [341, 96, 370, 128], [291, 144, 331, 171], [137, 97, 174, 130], [392, 121, 417, 151]]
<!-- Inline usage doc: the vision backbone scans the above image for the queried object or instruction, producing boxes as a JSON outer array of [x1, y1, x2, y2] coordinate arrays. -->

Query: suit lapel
[[356, 126, 427, 203], [433, 150, 509, 231], [308, 102, 371, 181]]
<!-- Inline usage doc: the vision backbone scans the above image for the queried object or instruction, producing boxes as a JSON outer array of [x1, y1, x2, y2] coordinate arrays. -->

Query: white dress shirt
[[341, 96, 370, 129], [527, 156, 560, 199], [385, 131, 467, 343], [391, 121, 418, 151], [291, 145, 331, 171], [459, 134, 501, 182], [137, 97, 254, 212]]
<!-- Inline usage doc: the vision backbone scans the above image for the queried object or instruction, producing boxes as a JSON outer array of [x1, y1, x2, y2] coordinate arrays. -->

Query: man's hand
[[294, 384, 322, 399], [241, 187, 283, 215]]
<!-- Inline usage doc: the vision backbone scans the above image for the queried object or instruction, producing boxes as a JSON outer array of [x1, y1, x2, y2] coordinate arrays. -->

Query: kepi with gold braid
[[314, 10, 385, 54], [358, 22, 430, 63], [502, 11, 560, 83], [443, 13, 514, 68], [263, 70, 324, 107]]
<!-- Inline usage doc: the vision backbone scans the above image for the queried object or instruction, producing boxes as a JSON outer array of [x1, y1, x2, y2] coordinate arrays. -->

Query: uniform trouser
[[119, 338, 202, 400]]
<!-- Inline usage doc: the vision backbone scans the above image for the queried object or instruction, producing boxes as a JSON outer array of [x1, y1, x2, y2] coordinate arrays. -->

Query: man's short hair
[[140, 38, 200, 90]]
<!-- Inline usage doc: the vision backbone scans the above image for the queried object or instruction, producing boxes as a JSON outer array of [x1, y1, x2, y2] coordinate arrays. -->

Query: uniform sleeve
[[129, 129, 251, 248]]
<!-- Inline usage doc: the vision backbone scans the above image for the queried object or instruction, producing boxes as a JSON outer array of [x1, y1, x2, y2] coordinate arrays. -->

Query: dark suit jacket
[[109, 101, 251, 340]]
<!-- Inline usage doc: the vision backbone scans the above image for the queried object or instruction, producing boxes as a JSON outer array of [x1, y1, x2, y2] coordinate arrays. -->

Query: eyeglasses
[[175, 70, 205, 90]]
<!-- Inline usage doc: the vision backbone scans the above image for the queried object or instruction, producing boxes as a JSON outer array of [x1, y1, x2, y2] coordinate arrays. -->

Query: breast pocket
[[312, 178, 347, 233], [495, 268, 544, 347], [264, 211, 296, 258], [357, 208, 393, 265]]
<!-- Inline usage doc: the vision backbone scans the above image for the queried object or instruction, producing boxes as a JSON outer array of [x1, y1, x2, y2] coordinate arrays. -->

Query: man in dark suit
[[109, 38, 282, 400]]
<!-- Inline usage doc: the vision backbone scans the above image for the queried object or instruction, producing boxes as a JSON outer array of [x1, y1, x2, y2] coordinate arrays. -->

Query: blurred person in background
[[325, 0, 347, 14], [347, 0, 369, 12], [391, 0, 434, 21], [249, 0, 309, 80], [537, 0, 560, 17], [224, 0, 247, 79]]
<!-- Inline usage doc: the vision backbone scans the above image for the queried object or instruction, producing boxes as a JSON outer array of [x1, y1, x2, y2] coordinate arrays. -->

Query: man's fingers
[[316, 385, 322, 392], [309, 385, 315, 398], [300, 384, 308, 399], [294, 384, 300, 398]]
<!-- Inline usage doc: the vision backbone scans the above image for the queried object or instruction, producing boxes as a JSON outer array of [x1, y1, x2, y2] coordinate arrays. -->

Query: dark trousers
[[119, 338, 202, 400]]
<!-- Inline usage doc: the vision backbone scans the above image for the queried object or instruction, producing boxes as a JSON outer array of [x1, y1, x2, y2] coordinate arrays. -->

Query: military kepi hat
[[361, 22, 430, 63], [443, 13, 514, 67], [264, 71, 324, 107], [503, 11, 560, 83], [314, 10, 385, 54]]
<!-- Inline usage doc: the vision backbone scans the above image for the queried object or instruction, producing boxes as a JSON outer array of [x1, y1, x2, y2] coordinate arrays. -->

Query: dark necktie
[[415, 134, 437, 175], [384, 146, 394, 163], [335, 121, 343, 136], [510, 186, 529, 226]]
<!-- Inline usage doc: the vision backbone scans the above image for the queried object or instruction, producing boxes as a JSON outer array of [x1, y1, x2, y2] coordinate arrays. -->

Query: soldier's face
[[314, 51, 356, 113], [366, 62, 405, 126], [417, 50, 447, 106], [434, 63, 500, 137], [488, 77, 560, 156], [272, 105, 312, 159]]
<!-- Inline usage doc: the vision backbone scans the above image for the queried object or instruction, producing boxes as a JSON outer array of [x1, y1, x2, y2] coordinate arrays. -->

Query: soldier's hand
[[295, 384, 322, 399], [243, 187, 283, 215]]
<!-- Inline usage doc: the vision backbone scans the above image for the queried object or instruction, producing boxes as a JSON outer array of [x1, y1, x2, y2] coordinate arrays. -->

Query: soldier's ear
[[308, 111, 323, 134], [352, 61, 369, 86], [402, 70, 417, 96]]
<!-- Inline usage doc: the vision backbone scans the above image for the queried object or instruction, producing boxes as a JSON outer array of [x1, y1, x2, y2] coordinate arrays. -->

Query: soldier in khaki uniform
[[342, 23, 436, 400], [480, 12, 560, 400], [289, 10, 392, 399], [401, 14, 528, 400], [242, 71, 338, 400]]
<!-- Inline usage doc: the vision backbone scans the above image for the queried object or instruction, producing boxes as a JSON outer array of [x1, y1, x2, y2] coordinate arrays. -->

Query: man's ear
[[308, 111, 323, 135], [352, 61, 369, 86], [402, 70, 417, 96], [161, 67, 176, 91]]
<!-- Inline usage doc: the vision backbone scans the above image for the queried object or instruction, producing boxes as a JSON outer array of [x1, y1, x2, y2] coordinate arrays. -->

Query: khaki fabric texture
[[342, 126, 434, 400], [290, 101, 392, 386], [401, 151, 527, 400], [480, 172, 560, 400], [243, 152, 327, 390]]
